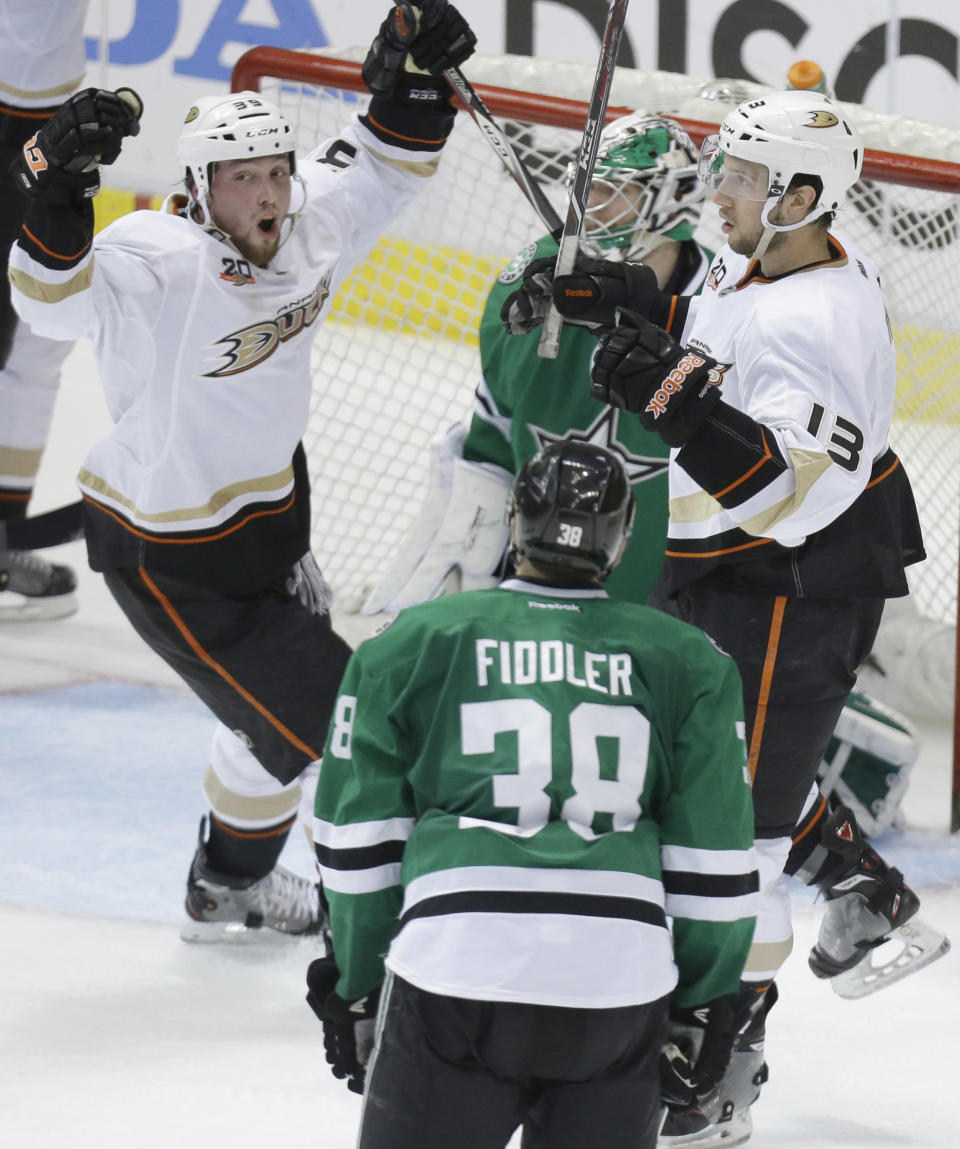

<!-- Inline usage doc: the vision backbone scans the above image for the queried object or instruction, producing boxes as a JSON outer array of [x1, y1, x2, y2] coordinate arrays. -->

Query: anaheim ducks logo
[[644, 355, 727, 420], [203, 277, 330, 377], [806, 110, 839, 128]]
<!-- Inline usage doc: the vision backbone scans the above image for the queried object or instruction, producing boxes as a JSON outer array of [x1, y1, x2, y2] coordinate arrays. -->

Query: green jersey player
[[362, 114, 712, 614], [308, 441, 758, 1149]]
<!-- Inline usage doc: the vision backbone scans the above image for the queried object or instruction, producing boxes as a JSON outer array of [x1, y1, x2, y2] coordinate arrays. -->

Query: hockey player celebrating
[[8, 1, 476, 940], [308, 441, 758, 1149], [363, 113, 711, 614], [516, 89, 946, 1145]]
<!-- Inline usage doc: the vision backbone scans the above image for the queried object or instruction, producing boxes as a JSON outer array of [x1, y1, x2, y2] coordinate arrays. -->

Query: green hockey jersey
[[464, 233, 712, 604], [315, 578, 757, 1009]]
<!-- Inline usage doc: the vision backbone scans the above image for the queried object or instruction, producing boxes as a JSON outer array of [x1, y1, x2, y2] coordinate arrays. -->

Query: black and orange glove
[[591, 311, 724, 446], [11, 87, 142, 204]]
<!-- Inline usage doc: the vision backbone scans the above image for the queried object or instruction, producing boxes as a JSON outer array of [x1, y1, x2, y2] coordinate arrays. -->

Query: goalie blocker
[[361, 423, 512, 615]]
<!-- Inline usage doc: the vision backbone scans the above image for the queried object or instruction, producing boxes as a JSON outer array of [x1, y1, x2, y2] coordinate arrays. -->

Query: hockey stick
[[441, 64, 562, 234], [537, 0, 631, 359], [0, 499, 83, 551]]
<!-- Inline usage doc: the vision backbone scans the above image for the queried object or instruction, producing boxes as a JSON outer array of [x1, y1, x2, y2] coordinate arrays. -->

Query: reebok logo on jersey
[[527, 600, 581, 611]]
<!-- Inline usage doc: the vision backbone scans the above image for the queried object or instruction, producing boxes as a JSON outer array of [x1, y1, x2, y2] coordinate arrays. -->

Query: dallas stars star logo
[[528, 408, 667, 484]]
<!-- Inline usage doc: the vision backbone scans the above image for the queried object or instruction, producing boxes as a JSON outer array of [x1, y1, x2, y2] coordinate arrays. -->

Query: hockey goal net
[[230, 49, 960, 722]]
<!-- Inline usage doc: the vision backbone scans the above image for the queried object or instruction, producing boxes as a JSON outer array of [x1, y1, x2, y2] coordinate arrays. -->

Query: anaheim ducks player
[[9, 1, 476, 941], [533, 89, 941, 1146]]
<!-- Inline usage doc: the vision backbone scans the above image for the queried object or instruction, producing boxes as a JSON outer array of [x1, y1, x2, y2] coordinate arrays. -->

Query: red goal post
[[231, 48, 960, 825]]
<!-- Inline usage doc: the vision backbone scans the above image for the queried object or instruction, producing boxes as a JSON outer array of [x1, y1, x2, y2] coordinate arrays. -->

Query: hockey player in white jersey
[[0, 0, 91, 620], [308, 441, 758, 1148], [509, 89, 947, 1146], [8, 1, 476, 941]]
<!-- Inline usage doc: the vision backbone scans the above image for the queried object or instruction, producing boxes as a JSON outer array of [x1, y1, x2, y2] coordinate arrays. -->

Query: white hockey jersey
[[10, 116, 445, 592], [660, 235, 924, 597], [0, 0, 88, 109]]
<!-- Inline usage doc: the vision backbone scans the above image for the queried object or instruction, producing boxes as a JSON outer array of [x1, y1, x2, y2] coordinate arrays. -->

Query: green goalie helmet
[[572, 113, 705, 262], [512, 442, 635, 582]]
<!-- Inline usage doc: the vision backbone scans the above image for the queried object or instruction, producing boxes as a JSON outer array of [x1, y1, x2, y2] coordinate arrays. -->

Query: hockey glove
[[500, 255, 557, 335], [660, 996, 738, 1113], [552, 257, 663, 328], [500, 254, 664, 336], [12, 87, 143, 204], [363, 3, 475, 102], [306, 957, 380, 1095], [408, 1, 476, 76], [591, 311, 724, 447]]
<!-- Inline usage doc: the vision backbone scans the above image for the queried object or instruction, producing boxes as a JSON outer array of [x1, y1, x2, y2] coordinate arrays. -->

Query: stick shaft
[[537, 0, 630, 359], [443, 64, 562, 233]]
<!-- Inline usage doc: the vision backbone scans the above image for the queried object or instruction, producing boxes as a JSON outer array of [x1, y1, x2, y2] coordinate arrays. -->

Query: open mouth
[[258, 216, 278, 236]]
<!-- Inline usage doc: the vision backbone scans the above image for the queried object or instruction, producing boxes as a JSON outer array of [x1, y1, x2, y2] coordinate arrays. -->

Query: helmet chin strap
[[750, 193, 830, 261]]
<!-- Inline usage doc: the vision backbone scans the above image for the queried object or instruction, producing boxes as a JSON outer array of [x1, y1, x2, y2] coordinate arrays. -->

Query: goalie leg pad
[[362, 422, 512, 614], [817, 690, 919, 835]]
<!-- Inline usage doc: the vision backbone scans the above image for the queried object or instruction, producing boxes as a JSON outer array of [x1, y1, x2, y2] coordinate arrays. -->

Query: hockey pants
[[358, 973, 668, 1149]]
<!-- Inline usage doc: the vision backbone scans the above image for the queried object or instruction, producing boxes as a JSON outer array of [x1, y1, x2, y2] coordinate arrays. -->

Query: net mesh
[[241, 53, 960, 644]]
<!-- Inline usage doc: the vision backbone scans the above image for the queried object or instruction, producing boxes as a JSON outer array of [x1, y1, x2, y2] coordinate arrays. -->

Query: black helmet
[[512, 441, 635, 581]]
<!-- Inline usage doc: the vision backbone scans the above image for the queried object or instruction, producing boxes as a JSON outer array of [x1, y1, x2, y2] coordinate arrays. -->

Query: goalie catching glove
[[362, 1, 476, 104], [660, 996, 738, 1113], [12, 87, 143, 204], [591, 311, 725, 447], [501, 253, 664, 336], [306, 957, 380, 1095]]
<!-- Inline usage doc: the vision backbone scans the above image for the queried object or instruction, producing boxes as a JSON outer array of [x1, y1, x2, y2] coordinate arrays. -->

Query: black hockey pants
[[357, 974, 668, 1149], [651, 582, 884, 840], [104, 565, 351, 784]]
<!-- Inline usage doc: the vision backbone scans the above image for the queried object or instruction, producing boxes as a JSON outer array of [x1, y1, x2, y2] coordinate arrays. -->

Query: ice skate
[[0, 549, 77, 621], [810, 858, 949, 998], [181, 827, 324, 943], [805, 803, 949, 997]]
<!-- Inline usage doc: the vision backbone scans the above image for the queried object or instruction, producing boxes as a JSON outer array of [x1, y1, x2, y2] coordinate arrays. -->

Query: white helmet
[[572, 114, 705, 262], [178, 91, 296, 202], [700, 89, 862, 221]]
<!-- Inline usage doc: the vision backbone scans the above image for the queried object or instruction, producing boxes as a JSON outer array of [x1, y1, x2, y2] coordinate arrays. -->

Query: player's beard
[[234, 227, 282, 268], [728, 208, 789, 259]]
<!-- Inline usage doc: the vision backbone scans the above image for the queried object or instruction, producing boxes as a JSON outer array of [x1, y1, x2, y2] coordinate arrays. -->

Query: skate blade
[[0, 591, 78, 622], [658, 1109, 752, 1147], [179, 918, 313, 945], [830, 917, 951, 999]]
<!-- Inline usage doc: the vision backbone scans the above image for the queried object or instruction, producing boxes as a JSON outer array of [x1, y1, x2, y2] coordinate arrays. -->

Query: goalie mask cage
[[231, 49, 960, 828]]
